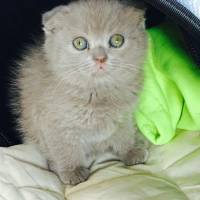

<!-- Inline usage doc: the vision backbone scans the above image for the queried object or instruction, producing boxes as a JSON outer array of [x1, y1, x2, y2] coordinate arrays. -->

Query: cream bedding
[[0, 131, 199, 200]]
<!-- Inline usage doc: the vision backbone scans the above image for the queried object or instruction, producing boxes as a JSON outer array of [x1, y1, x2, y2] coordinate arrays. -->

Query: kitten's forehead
[[65, 0, 144, 36]]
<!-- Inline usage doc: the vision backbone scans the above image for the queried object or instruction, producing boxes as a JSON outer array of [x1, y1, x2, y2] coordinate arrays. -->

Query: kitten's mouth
[[96, 65, 107, 76], [99, 66, 104, 70], [92, 68, 105, 78], [91, 64, 108, 77], [97, 63, 106, 71]]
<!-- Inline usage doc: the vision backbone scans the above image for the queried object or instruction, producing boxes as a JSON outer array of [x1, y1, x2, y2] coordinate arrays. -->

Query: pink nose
[[95, 56, 107, 64]]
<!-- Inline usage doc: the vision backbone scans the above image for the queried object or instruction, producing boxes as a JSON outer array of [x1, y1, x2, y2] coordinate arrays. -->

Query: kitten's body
[[14, 0, 148, 184]]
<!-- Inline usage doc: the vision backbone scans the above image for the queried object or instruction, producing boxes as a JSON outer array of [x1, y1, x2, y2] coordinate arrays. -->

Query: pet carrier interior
[[0, 0, 199, 199]]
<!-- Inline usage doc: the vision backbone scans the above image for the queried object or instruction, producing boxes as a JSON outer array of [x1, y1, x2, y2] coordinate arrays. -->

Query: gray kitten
[[13, 0, 148, 185]]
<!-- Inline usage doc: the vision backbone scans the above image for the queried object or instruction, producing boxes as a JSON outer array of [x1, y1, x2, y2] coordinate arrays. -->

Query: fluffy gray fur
[[13, 0, 149, 185]]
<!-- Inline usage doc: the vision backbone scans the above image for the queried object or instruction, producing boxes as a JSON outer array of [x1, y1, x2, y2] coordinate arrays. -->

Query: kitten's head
[[42, 0, 146, 90]]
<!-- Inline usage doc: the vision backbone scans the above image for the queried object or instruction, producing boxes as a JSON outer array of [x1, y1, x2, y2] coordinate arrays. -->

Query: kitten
[[13, 0, 148, 185]]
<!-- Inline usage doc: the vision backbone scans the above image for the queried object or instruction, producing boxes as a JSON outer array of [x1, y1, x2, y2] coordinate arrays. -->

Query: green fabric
[[135, 22, 200, 145]]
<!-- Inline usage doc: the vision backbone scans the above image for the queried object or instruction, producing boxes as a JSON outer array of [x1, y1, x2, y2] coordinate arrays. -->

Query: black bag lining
[[0, 132, 11, 147], [1, 0, 200, 147], [144, 0, 200, 66], [144, 0, 200, 42]]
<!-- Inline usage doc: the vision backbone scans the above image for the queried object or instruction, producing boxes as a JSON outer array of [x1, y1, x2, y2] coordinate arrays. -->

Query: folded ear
[[42, 5, 69, 34]]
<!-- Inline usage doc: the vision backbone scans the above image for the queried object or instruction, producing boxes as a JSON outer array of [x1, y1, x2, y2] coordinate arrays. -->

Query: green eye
[[73, 37, 88, 51], [109, 34, 124, 48]]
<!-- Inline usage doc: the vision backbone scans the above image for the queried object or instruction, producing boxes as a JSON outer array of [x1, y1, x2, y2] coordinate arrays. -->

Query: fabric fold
[[135, 22, 200, 145]]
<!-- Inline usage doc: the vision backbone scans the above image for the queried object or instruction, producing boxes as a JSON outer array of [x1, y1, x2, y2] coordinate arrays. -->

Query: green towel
[[135, 22, 200, 145]]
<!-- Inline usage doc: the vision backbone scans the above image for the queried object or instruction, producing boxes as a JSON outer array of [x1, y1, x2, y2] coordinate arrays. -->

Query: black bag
[[0, 0, 199, 146], [145, 0, 200, 65]]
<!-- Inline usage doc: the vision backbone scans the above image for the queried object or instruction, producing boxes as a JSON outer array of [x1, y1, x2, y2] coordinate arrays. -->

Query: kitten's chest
[[69, 103, 119, 127], [66, 101, 131, 141]]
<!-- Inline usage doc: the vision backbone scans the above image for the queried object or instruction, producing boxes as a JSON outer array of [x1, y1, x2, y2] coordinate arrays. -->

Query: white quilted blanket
[[0, 131, 200, 200]]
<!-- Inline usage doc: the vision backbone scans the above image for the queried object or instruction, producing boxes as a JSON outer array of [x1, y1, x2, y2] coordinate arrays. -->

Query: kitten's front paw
[[59, 166, 90, 185], [122, 147, 149, 166]]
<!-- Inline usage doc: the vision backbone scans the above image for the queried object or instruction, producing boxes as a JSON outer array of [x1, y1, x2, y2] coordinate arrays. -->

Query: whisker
[[108, 64, 140, 73], [109, 61, 139, 68]]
